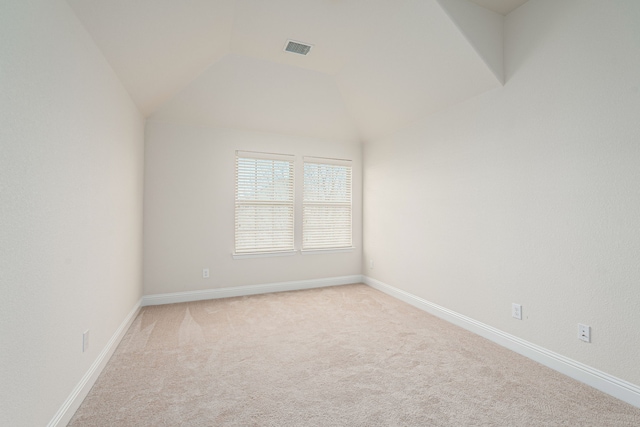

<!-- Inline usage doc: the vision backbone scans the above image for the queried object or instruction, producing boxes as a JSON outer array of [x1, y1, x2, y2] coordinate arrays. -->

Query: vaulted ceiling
[[67, 0, 527, 142], [469, 0, 528, 15]]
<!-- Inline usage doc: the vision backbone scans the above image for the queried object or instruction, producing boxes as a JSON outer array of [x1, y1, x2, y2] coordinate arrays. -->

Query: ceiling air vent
[[284, 40, 312, 56]]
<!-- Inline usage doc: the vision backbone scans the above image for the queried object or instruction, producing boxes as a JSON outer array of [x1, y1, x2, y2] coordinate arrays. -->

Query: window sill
[[232, 250, 297, 260], [300, 247, 355, 255]]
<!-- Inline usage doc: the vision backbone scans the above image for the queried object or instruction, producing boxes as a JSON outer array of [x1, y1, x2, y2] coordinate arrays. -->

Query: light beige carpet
[[69, 284, 640, 426]]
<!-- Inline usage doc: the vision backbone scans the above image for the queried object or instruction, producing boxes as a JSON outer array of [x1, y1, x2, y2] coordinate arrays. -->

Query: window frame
[[234, 150, 296, 257]]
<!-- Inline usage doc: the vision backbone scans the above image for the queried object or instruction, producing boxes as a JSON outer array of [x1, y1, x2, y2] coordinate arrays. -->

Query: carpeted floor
[[69, 284, 640, 426]]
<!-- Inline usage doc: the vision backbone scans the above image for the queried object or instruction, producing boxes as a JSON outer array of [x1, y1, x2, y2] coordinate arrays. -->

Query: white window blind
[[303, 157, 352, 250], [235, 151, 295, 254]]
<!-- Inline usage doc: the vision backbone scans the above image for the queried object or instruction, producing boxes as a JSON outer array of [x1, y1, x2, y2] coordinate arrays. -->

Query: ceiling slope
[[334, 0, 502, 141], [437, 0, 504, 84], [230, 0, 404, 76], [469, 0, 529, 16], [151, 54, 361, 142], [67, 0, 235, 115], [68, 0, 507, 142]]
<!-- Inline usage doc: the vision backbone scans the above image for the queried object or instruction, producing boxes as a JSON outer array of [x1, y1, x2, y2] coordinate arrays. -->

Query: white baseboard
[[47, 300, 142, 427], [363, 276, 640, 409], [141, 275, 364, 306]]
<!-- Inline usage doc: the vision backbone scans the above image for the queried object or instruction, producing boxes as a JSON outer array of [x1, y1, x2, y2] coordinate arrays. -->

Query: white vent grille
[[284, 40, 312, 55]]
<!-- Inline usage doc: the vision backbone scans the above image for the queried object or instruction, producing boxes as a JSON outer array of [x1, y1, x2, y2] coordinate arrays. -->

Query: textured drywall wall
[[0, 1, 145, 425], [363, 0, 640, 386], [143, 121, 362, 295], [150, 54, 361, 142]]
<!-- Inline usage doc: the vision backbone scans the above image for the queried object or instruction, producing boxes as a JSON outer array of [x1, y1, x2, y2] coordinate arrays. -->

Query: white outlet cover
[[512, 303, 522, 320], [82, 330, 90, 352], [203, 268, 210, 278], [579, 323, 591, 342]]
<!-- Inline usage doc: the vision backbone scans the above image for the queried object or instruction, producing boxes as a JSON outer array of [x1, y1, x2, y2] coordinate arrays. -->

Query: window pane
[[235, 153, 294, 254], [303, 159, 352, 250]]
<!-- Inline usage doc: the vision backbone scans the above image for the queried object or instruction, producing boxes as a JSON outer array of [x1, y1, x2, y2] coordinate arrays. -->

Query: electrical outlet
[[369, 259, 374, 269], [82, 330, 90, 352], [579, 324, 591, 343], [512, 303, 522, 320], [203, 268, 210, 278]]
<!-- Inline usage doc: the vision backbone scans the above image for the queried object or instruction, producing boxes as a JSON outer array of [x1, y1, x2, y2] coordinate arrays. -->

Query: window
[[235, 151, 295, 254], [303, 157, 352, 250]]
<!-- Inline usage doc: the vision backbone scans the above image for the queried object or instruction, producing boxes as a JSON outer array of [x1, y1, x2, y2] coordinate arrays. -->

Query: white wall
[[144, 121, 362, 295], [151, 54, 361, 142], [363, 0, 640, 386], [0, 1, 145, 425]]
